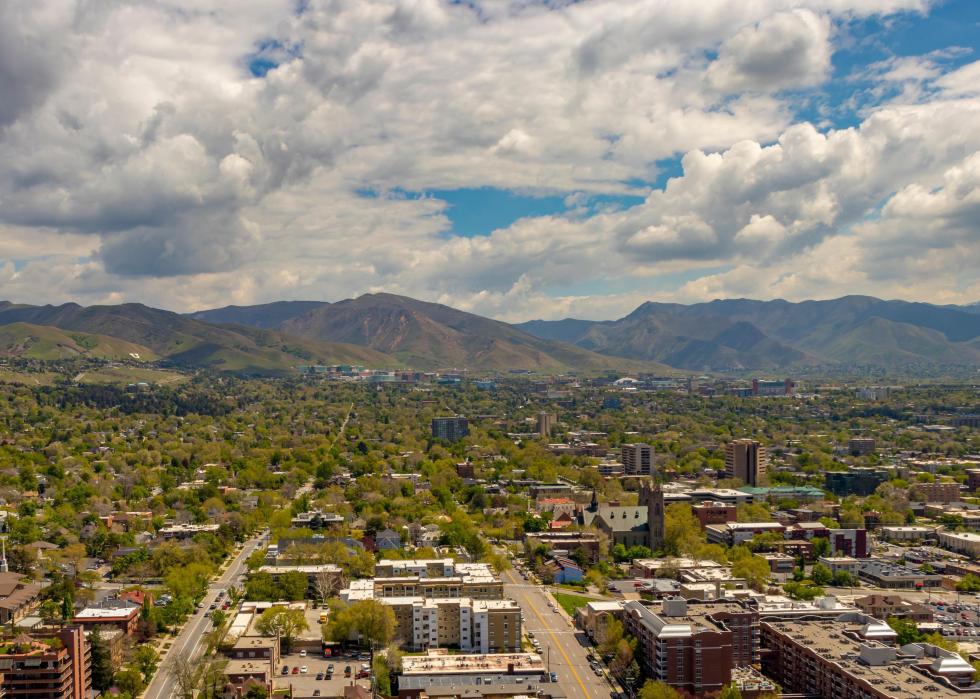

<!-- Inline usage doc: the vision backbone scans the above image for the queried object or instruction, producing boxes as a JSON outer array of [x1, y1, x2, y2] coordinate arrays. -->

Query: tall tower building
[[725, 439, 767, 486], [431, 416, 469, 442], [622, 443, 655, 477], [639, 481, 665, 551], [537, 412, 557, 439]]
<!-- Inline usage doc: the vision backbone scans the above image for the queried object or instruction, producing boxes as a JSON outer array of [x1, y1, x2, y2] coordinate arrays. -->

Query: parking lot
[[274, 649, 373, 698]]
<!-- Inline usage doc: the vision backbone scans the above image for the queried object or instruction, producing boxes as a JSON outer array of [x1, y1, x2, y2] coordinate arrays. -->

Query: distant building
[[536, 412, 557, 438], [824, 468, 889, 496], [621, 443, 655, 477], [0, 626, 90, 699], [692, 501, 737, 528], [854, 594, 933, 623], [431, 416, 469, 442], [588, 481, 664, 550], [938, 531, 980, 557], [967, 469, 980, 493], [910, 481, 961, 504], [724, 439, 767, 486], [752, 378, 794, 396], [73, 606, 140, 635], [848, 437, 876, 456]]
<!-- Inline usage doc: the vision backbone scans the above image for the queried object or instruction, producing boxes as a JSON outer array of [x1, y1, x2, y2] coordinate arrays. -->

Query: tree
[[39, 599, 61, 625], [810, 536, 831, 559], [278, 571, 308, 601], [609, 637, 635, 677], [887, 617, 922, 645], [314, 569, 346, 602], [245, 572, 277, 601], [170, 650, 200, 699], [256, 606, 309, 652], [719, 683, 744, 699], [245, 686, 270, 699], [957, 574, 980, 592], [599, 617, 624, 657], [783, 581, 824, 601], [662, 504, 703, 557], [324, 599, 397, 648], [731, 547, 770, 592], [114, 668, 145, 699], [135, 645, 160, 681], [89, 626, 115, 692], [832, 570, 858, 587], [638, 680, 682, 699], [811, 563, 832, 586], [60, 591, 73, 621]]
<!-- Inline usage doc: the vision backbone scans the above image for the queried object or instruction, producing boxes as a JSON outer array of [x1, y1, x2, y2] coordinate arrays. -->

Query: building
[[857, 560, 943, 589], [0, 573, 41, 625], [829, 529, 870, 558], [376, 529, 402, 550], [536, 498, 577, 519], [399, 650, 547, 696], [290, 510, 345, 529], [761, 615, 975, 698], [357, 560, 504, 600], [910, 481, 961, 504], [431, 417, 469, 442], [623, 598, 758, 696], [818, 556, 860, 577], [546, 557, 583, 584], [158, 523, 221, 540], [968, 469, 980, 493], [596, 460, 625, 477], [854, 595, 933, 623], [751, 378, 794, 396], [759, 553, 795, 574], [621, 443, 654, 477], [524, 532, 600, 563], [938, 531, 980, 557], [588, 481, 664, 550], [848, 437, 876, 455], [705, 522, 785, 547], [536, 412, 557, 438], [0, 626, 90, 699], [72, 607, 140, 635], [692, 501, 737, 528], [825, 468, 889, 497], [878, 526, 937, 543], [724, 439, 767, 486], [576, 601, 626, 644]]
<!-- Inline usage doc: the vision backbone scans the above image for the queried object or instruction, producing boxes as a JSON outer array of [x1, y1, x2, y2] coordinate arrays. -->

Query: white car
[[301, 665, 309, 674], [300, 650, 307, 657]]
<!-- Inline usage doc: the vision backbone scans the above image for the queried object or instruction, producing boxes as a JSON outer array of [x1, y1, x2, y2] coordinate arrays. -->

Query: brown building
[[0, 626, 90, 699], [621, 443, 655, 477], [910, 481, 961, 504], [623, 598, 758, 696], [761, 616, 974, 698], [967, 469, 980, 493], [692, 501, 737, 528], [0, 573, 41, 625], [854, 594, 934, 623], [848, 437, 876, 455], [72, 606, 140, 635], [724, 439, 767, 486]]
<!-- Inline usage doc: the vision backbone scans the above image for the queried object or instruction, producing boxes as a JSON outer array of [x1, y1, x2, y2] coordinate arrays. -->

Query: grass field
[[553, 592, 592, 617], [0, 369, 62, 386], [76, 366, 188, 385]]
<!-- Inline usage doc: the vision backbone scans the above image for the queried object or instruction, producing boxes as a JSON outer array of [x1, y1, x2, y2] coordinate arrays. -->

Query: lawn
[[553, 592, 592, 617]]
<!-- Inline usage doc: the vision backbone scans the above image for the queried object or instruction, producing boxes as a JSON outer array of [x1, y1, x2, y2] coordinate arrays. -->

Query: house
[[375, 529, 402, 550], [0, 572, 42, 624], [547, 556, 584, 584]]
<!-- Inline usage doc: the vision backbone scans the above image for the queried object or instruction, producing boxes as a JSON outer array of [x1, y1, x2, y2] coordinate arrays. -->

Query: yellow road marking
[[507, 569, 593, 699]]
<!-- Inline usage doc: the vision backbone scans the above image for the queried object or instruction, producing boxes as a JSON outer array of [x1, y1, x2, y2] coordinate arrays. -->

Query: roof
[[74, 607, 139, 620]]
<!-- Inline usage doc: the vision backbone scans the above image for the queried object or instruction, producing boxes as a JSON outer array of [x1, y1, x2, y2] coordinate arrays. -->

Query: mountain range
[[0, 294, 976, 374]]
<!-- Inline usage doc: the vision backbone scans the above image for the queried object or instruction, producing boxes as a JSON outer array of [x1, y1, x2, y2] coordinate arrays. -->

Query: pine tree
[[89, 626, 115, 692]]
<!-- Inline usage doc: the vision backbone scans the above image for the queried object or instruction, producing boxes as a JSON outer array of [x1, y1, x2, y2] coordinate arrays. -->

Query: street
[[503, 568, 614, 699]]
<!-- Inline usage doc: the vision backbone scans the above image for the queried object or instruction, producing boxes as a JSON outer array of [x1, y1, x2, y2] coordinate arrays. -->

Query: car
[[300, 650, 307, 657], [361, 664, 370, 671], [209, 603, 217, 610], [292, 667, 299, 675], [327, 664, 334, 671], [301, 665, 309, 674], [594, 667, 603, 676], [550, 672, 558, 683], [316, 672, 324, 680], [527, 631, 534, 638], [314, 691, 321, 697], [356, 670, 371, 679], [344, 665, 352, 677], [281, 666, 289, 675]]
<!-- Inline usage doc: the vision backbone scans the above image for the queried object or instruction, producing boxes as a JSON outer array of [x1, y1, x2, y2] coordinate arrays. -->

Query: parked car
[[344, 665, 352, 677], [316, 672, 324, 680], [550, 672, 558, 683], [281, 666, 289, 675], [356, 670, 371, 679], [292, 667, 299, 675]]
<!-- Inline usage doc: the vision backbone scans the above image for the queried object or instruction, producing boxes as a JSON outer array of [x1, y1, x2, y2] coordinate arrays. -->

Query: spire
[[590, 489, 599, 512], [0, 537, 8, 573]]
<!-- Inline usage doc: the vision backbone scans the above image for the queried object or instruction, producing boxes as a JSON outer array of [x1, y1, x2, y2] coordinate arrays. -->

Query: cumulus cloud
[[0, 0, 975, 321]]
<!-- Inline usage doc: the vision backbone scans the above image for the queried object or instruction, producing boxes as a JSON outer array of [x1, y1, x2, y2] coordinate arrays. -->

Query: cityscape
[[1, 1, 979, 699]]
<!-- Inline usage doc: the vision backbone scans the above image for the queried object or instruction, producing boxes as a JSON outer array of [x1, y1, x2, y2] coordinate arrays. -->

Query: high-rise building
[[0, 626, 90, 699], [724, 439, 767, 486], [848, 437, 876, 455], [536, 412, 557, 438], [431, 416, 469, 442], [621, 443, 654, 477]]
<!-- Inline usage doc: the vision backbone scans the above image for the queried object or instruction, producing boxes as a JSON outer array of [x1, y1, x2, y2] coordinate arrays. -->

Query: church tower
[[639, 481, 665, 551]]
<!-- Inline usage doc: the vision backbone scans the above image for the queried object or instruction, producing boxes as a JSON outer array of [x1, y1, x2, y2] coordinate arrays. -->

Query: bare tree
[[314, 570, 346, 602], [170, 650, 200, 699]]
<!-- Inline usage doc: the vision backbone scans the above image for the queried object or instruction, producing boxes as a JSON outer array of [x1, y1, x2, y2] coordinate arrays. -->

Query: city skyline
[[1, 0, 978, 322]]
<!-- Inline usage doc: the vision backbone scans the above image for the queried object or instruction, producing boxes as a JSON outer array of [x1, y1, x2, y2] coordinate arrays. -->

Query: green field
[[553, 592, 592, 617]]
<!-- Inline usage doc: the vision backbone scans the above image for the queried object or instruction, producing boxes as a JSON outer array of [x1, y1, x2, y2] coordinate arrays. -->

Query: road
[[503, 568, 613, 699], [143, 530, 269, 699]]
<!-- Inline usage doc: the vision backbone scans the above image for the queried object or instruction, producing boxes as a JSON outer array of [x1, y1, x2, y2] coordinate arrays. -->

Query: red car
[[292, 667, 299, 675], [356, 670, 371, 679]]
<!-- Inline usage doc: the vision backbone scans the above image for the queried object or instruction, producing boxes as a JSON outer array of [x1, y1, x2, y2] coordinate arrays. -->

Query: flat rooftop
[[74, 607, 137, 620], [402, 652, 545, 675]]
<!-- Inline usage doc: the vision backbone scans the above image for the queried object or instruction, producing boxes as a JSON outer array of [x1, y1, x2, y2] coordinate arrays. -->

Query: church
[[581, 481, 664, 551]]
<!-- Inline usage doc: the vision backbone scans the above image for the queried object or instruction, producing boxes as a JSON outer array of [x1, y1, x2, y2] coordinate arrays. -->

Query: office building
[[751, 378, 794, 396], [848, 437, 876, 455], [621, 443, 655, 477], [692, 501, 737, 528], [938, 531, 980, 557], [399, 650, 546, 696], [431, 417, 469, 442], [724, 439, 767, 486], [824, 468, 889, 496]]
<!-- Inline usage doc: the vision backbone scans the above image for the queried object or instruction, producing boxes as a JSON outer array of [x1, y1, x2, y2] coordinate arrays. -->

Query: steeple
[[0, 537, 9, 573], [589, 489, 599, 512]]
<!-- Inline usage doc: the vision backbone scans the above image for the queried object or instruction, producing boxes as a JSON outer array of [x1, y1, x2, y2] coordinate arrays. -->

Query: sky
[[0, 0, 978, 322]]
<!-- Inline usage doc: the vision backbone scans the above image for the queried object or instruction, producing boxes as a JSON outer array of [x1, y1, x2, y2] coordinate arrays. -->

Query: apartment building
[[938, 531, 980, 557], [691, 501, 737, 528], [369, 560, 503, 600], [705, 521, 785, 547], [848, 437, 876, 455], [622, 598, 758, 696], [431, 417, 469, 442], [621, 443, 654, 477], [910, 481, 961, 504], [724, 440, 767, 486], [256, 564, 344, 598], [761, 616, 974, 698], [536, 412, 557, 438], [0, 626, 90, 699], [399, 650, 546, 696]]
